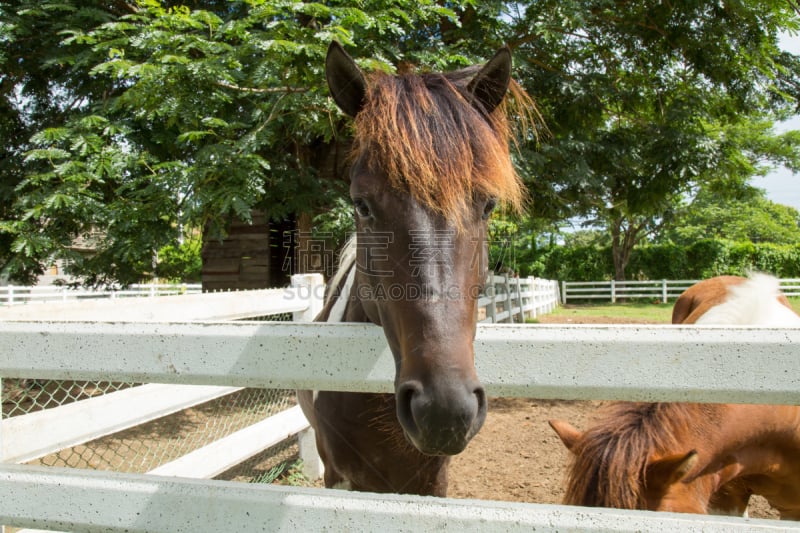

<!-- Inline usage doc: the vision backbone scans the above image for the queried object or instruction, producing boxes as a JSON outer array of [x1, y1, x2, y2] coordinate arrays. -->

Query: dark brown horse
[[550, 274, 800, 517], [298, 42, 531, 495]]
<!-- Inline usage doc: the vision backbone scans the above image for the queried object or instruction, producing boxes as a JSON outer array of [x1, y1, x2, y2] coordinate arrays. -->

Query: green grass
[[539, 301, 674, 323], [789, 297, 800, 315], [252, 459, 318, 487]]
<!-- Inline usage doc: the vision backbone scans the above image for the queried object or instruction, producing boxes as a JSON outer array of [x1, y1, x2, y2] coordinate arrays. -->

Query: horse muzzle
[[395, 377, 487, 456]]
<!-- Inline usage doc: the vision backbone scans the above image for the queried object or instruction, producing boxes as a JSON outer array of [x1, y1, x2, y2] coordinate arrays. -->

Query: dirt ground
[[446, 312, 780, 520]]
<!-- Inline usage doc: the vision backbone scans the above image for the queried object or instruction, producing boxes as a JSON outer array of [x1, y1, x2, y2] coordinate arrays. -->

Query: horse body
[[550, 274, 800, 517], [298, 42, 529, 495], [671, 274, 799, 326]]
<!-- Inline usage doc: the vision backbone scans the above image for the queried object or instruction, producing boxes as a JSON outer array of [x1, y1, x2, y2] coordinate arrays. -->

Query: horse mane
[[563, 402, 717, 508], [325, 236, 356, 305], [352, 67, 537, 227]]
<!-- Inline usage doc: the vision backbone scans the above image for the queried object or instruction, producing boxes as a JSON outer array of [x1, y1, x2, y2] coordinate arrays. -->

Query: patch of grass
[[788, 297, 800, 315], [539, 301, 674, 323], [252, 459, 317, 487]]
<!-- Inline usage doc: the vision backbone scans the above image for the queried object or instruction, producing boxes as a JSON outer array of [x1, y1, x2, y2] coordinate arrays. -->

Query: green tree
[[0, 0, 504, 286], [4, 1, 800, 286], [508, 1, 800, 280], [662, 184, 800, 245]]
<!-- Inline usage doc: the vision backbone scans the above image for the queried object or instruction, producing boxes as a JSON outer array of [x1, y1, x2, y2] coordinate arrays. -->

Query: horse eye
[[482, 198, 498, 220], [353, 198, 372, 218]]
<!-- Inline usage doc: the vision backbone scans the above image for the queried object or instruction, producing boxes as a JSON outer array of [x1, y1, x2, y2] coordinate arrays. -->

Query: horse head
[[326, 42, 524, 455], [549, 414, 750, 516]]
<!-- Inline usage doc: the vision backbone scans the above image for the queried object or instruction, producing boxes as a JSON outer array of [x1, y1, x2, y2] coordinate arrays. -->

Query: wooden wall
[[201, 212, 294, 291]]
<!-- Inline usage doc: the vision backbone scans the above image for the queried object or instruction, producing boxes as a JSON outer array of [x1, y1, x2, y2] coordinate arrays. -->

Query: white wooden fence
[[0, 283, 202, 306], [1, 322, 799, 531], [562, 278, 800, 304], [2, 275, 559, 322], [479, 274, 559, 323], [1, 275, 799, 531]]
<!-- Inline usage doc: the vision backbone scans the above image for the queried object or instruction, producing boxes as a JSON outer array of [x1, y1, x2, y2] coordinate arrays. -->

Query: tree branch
[[214, 81, 308, 94]]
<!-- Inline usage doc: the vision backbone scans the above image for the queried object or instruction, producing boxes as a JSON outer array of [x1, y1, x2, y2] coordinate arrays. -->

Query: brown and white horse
[[298, 42, 532, 495], [671, 274, 800, 326], [549, 274, 800, 518]]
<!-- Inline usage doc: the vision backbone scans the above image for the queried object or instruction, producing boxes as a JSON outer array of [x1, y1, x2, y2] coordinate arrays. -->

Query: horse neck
[[689, 405, 800, 487]]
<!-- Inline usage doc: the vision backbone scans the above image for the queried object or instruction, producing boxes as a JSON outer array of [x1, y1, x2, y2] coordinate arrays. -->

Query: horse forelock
[[564, 403, 704, 509], [352, 70, 528, 227]]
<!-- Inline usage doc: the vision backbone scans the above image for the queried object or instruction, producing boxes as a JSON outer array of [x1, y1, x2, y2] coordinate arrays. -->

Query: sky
[[752, 33, 800, 211]]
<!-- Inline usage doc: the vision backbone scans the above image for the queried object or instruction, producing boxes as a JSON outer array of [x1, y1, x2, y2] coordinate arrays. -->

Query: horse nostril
[[474, 385, 487, 419], [396, 381, 422, 438]]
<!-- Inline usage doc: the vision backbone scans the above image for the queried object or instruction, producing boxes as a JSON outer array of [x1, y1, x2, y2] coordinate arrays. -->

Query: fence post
[[486, 272, 497, 323], [560, 280, 567, 305], [297, 424, 324, 481], [610, 280, 616, 304], [289, 274, 326, 480], [290, 274, 325, 322], [8, 285, 13, 306], [552, 280, 559, 312], [291, 274, 326, 480], [0, 375, 4, 533], [503, 273, 514, 324], [529, 277, 538, 320], [662, 279, 668, 304]]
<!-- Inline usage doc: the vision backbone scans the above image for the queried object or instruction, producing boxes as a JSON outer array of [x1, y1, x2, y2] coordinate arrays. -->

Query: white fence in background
[[0, 283, 202, 306], [2, 274, 558, 322], [562, 278, 800, 304], [1, 322, 799, 531], [479, 274, 559, 323]]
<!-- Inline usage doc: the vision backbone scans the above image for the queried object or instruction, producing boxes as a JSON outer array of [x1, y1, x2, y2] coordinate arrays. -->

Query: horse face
[[347, 162, 491, 455], [326, 42, 516, 456], [647, 453, 752, 516]]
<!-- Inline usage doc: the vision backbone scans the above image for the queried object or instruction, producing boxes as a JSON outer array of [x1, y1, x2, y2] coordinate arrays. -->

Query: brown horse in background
[[550, 274, 800, 518], [298, 42, 533, 495]]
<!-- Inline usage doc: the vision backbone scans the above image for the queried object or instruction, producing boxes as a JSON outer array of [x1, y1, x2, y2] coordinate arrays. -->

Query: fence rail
[[0, 283, 202, 306], [2, 321, 800, 531], [562, 278, 800, 304]]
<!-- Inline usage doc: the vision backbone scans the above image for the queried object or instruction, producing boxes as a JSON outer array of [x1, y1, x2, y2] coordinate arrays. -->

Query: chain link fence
[[1, 312, 310, 491]]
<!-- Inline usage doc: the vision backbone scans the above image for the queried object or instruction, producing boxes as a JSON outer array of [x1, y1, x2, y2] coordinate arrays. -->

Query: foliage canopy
[[1, 0, 799, 284]]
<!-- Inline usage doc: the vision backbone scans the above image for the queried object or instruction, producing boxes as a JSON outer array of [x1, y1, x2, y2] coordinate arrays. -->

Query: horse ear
[[548, 419, 582, 452], [646, 450, 699, 487], [326, 41, 367, 117], [466, 46, 512, 114]]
